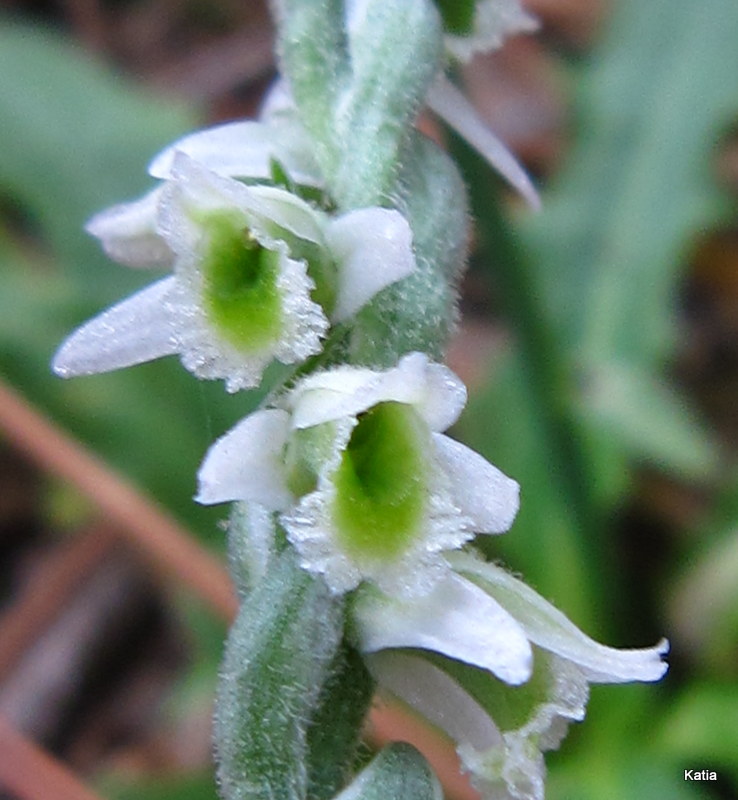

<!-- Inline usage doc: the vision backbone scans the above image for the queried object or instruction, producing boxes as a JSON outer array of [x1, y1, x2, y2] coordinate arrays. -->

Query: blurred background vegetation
[[0, 0, 736, 798]]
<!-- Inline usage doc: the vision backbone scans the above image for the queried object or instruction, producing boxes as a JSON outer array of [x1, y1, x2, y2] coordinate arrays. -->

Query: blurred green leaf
[[549, 756, 715, 800], [102, 772, 218, 800], [548, 686, 717, 800], [518, 0, 738, 482], [579, 361, 718, 481], [0, 20, 192, 288], [657, 683, 738, 779], [526, 0, 738, 369], [0, 21, 259, 536], [668, 477, 738, 671], [457, 0, 738, 626], [459, 354, 598, 629]]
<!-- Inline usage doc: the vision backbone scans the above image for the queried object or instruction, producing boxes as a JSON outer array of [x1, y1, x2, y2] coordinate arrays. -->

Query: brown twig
[[0, 714, 105, 800], [0, 526, 117, 685], [0, 379, 237, 621]]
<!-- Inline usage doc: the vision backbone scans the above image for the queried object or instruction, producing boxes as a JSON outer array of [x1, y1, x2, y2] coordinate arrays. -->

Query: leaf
[[656, 683, 738, 777], [525, 0, 738, 369], [333, 743, 443, 800], [0, 21, 255, 534], [579, 361, 718, 480], [0, 21, 194, 289]]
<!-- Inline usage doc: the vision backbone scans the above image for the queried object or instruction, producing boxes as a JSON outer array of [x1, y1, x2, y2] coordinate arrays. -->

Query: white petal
[[287, 352, 467, 431], [449, 551, 669, 683], [426, 77, 540, 210], [196, 410, 293, 510], [161, 152, 326, 249], [368, 651, 504, 752], [326, 208, 416, 321], [433, 434, 519, 533], [354, 570, 532, 685], [52, 277, 179, 377], [150, 122, 262, 178], [149, 119, 323, 187], [246, 184, 327, 246], [85, 187, 173, 268]]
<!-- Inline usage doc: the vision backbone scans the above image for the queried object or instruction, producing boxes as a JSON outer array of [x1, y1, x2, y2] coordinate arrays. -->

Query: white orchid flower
[[53, 155, 416, 392], [440, 0, 538, 63], [196, 352, 520, 594], [85, 81, 323, 270], [425, 0, 541, 209], [357, 549, 668, 800]]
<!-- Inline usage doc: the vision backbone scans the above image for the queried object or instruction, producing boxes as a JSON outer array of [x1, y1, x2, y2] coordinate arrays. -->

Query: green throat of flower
[[332, 402, 429, 563], [436, 0, 475, 36], [201, 212, 283, 351]]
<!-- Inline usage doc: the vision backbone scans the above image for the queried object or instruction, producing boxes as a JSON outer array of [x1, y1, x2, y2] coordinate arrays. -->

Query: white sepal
[[52, 277, 179, 377], [449, 551, 669, 683], [432, 434, 519, 533], [368, 651, 504, 752], [354, 570, 532, 685], [159, 152, 325, 250], [426, 76, 540, 210], [196, 410, 293, 511], [459, 653, 589, 800], [85, 187, 173, 268], [326, 207, 415, 322], [148, 118, 323, 187]]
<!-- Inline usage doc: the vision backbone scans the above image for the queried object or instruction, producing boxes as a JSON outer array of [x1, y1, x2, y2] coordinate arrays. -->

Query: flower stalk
[[52, 1, 669, 799]]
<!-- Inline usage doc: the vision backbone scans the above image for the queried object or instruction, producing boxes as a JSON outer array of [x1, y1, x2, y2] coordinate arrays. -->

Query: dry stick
[[0, 526, 117, 684], [0, 715, 105, 800], [0, 379, 479, 800], [0, 379, 237, 622]]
